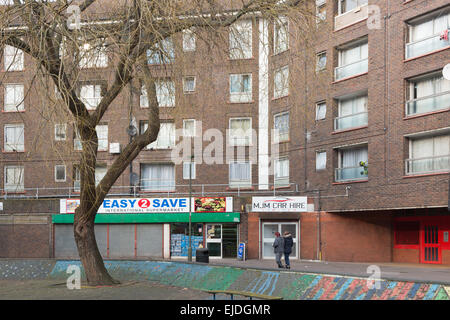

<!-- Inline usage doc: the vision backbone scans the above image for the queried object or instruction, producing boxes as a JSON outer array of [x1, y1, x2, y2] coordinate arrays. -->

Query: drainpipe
[[317, 190, 322, 261]]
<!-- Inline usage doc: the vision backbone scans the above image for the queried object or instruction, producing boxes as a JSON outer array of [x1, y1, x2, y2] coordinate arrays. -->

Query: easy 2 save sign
[[60, 197, 233, 214]]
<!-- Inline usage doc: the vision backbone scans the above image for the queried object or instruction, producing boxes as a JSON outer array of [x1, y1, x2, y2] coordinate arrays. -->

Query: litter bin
[[196, 248, 209, 263]]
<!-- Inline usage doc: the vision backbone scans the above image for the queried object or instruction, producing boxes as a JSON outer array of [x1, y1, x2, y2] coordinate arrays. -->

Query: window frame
[[4, 123, 24, 152], [55, 165, 67, 182]]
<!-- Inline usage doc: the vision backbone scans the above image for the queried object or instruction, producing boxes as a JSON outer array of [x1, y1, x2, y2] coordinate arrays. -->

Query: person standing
[[283, 231, 293, 269], [272, 232, 285, 268]]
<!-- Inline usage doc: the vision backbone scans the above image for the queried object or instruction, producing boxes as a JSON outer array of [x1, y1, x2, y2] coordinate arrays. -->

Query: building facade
[[0, 0, 449, 265]]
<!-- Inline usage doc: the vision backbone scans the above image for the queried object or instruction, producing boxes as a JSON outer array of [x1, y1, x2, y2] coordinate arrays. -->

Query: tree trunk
[[73, 215, 119, 286]]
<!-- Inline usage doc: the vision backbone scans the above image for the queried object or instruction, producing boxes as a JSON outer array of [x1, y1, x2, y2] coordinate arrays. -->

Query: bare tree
[[0, 0, 311, 285]]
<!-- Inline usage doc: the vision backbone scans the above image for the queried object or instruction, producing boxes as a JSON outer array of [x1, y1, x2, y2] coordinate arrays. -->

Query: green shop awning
[[52, 212, 240, 224]]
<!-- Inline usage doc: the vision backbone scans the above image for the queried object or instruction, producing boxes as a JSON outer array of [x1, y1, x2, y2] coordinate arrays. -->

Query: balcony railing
[[335, 58, 368, 81], [334, 3, 369, 31], [406, 33, 450, 59], [406, 91, 450, 116], [334, 111, 368, 131], [405, 155, 450, 175], [335, 165, 368, 182]]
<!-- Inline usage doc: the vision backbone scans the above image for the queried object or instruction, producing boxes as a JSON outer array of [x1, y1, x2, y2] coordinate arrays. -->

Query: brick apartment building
[[0, 0, 449, 265]]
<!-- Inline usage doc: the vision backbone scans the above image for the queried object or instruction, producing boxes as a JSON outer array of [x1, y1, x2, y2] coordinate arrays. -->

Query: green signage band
[[52, 212, 240, 224]]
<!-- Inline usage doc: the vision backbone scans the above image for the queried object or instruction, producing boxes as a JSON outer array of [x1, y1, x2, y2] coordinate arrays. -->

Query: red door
[[421, 224, 441, 264]]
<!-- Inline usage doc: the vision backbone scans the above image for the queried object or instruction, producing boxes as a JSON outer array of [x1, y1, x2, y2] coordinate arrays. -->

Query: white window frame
[[229, 117, 252, 147], [4, 84, 24, 112], [274, 16, 289, 55], [229, 161, 252, 188], [182, 28, 196, 52], [96, 124, 108, 151], [54, 123, 67, 141], [273, 111, 289, 143], [230, 73, 252, 103], [274, 157, 289, 187], [55, 165, 67, 182], [140, 84, 149, 108], [316, 1, 327, 24], [78, 40, 108, 68], [316, 151, 327, 170], [229, 19, 253, 60], [4, 45, 24, 71], [338, 0, 368, 16], [183, 119, 196, 137], [4, 165, 24, 192], [273, 66, 289, 99], [148, 122, 176, 149], [183, 161, 196, 180], [183, 76, 196, 93], [316, 101, 327, 120], [156, 80, 175, 107], [140, 163, 176, 192], [79, 84, 102, 110], [4, 123, 24, 152], [316, 51, 327, 71]]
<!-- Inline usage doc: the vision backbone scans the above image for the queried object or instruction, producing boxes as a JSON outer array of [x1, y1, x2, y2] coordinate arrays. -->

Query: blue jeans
[[284, 253, 290, 266]]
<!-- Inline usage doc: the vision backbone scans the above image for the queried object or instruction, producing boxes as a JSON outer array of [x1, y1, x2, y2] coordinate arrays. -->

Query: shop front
[[247, 196, 309, 260], [54, 197, 240, 260]]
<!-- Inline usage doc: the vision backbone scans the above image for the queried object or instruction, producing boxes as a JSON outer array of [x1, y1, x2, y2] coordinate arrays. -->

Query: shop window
[[170, 223, 204, 257], [395, 221, 420, 245]]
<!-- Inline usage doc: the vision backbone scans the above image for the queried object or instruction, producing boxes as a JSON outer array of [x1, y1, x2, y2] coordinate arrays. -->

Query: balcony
[[406, 34, 450, 59], [334, 111, 368, 131], [406, 91, 450, 116], [335, 165, 368, 182], [405, 155, 450, 175], [335, 58, 368, 81], [335, 3, 369, 31]]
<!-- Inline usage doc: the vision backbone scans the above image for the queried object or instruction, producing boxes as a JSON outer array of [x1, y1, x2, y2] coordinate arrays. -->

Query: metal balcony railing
[[406, 33, 450, 59], [406, 91, 450, 116], [405, 155, 450, 175], [334, 111, 368, 131], [335, 165, 368, 182], [334, 58, 368, 81]]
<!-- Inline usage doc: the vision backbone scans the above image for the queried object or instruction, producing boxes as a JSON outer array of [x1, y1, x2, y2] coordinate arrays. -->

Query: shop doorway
[[206, 224, 238, 259], [421, 224, 441, 264], [262, 222, 298, 259]]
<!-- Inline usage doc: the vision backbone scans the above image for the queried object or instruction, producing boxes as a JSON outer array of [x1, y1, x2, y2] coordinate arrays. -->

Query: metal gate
[[421, 224, 441, 264]]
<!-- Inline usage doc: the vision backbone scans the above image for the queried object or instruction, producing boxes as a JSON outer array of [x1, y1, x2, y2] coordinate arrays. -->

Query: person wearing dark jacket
[[283, 231, 294, 269], [272, 232, 284, 268]]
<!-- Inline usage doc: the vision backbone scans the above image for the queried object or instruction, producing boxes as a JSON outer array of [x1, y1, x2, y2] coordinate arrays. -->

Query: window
[[156, 80, 175, 107], [316, 0, 326, 24], [4, 124, 24, 152], [55, 165, 66, 182], [274, 157, 289, 187], [229, 161, 251, 188], [80, 84, 102, 110], [140, 84, 149, 108], [335, 94, 368, 131], [274, 66, 289, 99], [73, 166, 80, 191], [183, 119, 196, 137], [183, 161, 196, 179], [407, 134, 450, 175], [274, 112, 289, 143], [274, 16, 288, 54], [4, 84, 24, 112], [96, 124, 108, 151], [73, 165, 106, 191], [95, 165, 107, 186], [229, 20, 252, 59], [182, 29, 196, 52], [316, 101, 327, 120], [78, 41, 108, 68], [55, 124, 67, 141], [335, 40, 368, 80], [338, 0, 368, 15], [406, 12, 450, 59], [4, 165, 24, 192], [147, 122, 176, 149], [140, 163, 175, 191], [406, 72, 450, 116], [316, 51, 327, 71], [229, 118, 252, 146], [4, 45, 23, 71], [335, 145, 368, 181], [183, 76, 196, 93], [74, 127, 82, 151], [395, 221, 420, 246], [316, 151, 327, 170], [230, 74, 252, 102], [147, 38, 175, 64]]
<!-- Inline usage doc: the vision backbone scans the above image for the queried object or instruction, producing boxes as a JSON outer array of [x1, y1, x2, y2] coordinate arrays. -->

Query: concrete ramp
[[46, 260, 449, 300]]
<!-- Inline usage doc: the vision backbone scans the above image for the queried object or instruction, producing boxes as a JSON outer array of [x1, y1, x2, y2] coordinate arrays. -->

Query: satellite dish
[[443, 63, 450, 81], [127, 125, 137, 137]]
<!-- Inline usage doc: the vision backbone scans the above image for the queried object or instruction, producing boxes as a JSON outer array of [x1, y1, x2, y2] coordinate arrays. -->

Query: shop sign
[[60, 197, 233, 214], [251, 197, 308, 212]]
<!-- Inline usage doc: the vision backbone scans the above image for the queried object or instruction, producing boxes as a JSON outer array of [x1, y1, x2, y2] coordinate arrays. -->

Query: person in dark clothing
[[272, 232, 284, 268], [283, 231, 294, 269]]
